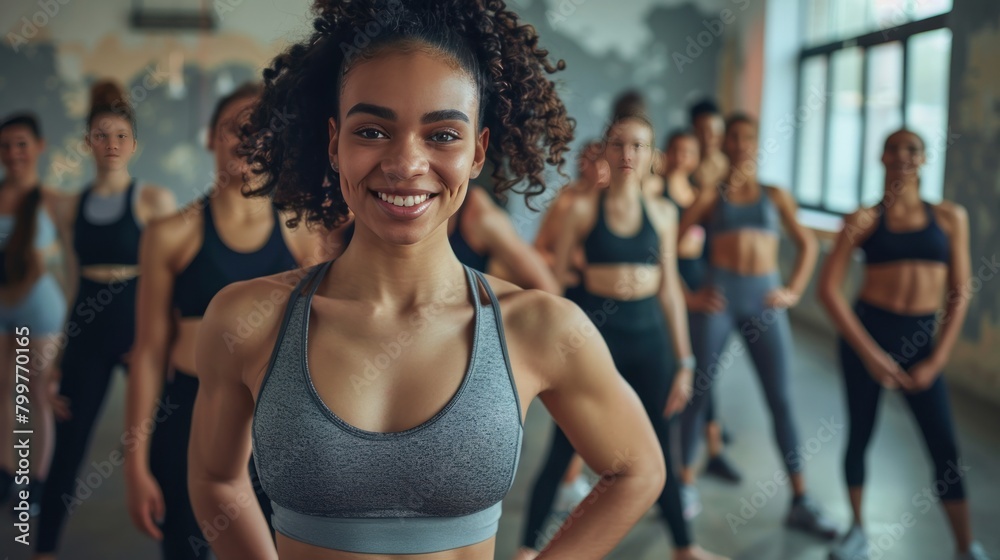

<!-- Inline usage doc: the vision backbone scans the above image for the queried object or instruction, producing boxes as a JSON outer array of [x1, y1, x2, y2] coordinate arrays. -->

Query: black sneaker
[[704, 455, 743, 484], [786, 496, 838, 540]]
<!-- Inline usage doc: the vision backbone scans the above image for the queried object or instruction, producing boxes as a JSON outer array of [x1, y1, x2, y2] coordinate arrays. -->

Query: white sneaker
[[681, 484, 702, 520], [956, 542, 992, 560], [828, 524, 867, 560]]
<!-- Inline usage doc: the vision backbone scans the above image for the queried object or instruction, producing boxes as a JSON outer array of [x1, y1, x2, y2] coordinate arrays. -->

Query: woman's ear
[[328, 116, 340, 172], [470, 127, 489, 179]]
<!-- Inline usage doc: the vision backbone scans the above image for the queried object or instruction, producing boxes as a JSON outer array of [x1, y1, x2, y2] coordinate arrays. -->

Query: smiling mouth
[[373, 191, 437, 207]]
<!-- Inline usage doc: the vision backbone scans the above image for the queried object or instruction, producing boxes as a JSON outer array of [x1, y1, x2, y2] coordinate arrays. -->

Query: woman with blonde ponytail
[[32, 79, 177, 560]]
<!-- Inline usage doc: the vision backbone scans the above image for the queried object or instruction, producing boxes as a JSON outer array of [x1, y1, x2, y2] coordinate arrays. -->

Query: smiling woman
[[186, 1, 670, 560]]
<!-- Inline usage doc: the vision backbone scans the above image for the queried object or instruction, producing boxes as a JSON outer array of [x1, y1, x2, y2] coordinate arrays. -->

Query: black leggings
[[840, 301, 964, 501], [36, 278, 137, 553], [148, 370, 275, 560], [521, 295, 691, 550]]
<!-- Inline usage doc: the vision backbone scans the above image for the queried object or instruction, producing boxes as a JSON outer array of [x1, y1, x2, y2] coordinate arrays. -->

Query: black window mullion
[[858, 48, 870, 209], [821, 53, 835, 211]]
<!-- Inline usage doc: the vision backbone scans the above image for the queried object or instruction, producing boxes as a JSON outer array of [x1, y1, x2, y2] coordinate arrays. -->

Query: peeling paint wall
[[0, 0, 746, 210]]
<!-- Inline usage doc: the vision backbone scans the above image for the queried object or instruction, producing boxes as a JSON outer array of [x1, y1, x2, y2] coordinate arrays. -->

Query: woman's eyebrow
[[345, 104, 470, 125], [422, 109, 469, 124]]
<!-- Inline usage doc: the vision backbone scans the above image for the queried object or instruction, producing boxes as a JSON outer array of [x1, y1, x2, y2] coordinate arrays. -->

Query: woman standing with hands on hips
[[820, 129, 990, 560], [187, 1, 669, 558], [676, 113, 837, 539]]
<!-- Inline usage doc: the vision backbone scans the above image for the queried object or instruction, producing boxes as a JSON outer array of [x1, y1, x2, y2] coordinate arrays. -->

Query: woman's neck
[[209, 180, 269, 218], [883, 176, 921, 206], [330, 222, 467, 308], [607, 177, 642, 200], [3, 170, 40, 191], [93, 167, 132, 194]]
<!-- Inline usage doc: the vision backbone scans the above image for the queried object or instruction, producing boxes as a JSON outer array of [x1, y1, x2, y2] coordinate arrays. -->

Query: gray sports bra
[[252, 261, 523, 554]]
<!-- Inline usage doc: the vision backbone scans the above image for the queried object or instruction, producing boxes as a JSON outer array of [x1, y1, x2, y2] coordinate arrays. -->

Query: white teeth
[[377, 192, 430, 207]]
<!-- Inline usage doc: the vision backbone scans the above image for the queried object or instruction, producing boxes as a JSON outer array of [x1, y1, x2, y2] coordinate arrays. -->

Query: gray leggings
[[679, 268, 803, 474]]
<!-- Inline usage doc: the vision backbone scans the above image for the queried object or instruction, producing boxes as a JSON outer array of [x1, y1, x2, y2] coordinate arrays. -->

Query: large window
[[794, 2, 952, 213]]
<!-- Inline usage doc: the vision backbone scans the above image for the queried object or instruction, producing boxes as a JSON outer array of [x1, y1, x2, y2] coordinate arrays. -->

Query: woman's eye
[[431, 131, 459, 143], [357, 128, 386, 140]]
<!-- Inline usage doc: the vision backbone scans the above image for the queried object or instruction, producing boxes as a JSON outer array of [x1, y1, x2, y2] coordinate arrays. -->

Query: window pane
[[806, 0, 952, 45], [794, 57, 828, 207], [907, 28, 952, 202], [824, 47, 864, 213], [862, 42, 904, 206], [911, 0, 953, 19]]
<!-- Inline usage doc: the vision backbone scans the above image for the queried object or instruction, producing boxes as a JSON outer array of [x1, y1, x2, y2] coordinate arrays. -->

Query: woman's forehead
[[340, 50, 478, 118]]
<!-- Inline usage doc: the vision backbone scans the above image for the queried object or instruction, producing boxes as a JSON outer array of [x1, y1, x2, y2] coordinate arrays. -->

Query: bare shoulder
[[839, 205, 882, 246], [932, 200, 968, 235], [143, 202, 203, 261], [41, 188, 79, 224], [485, 275, 592, 367], [764, 185, 795, 207], [139, 183, 177, 207], [201, 270, 308, 379]]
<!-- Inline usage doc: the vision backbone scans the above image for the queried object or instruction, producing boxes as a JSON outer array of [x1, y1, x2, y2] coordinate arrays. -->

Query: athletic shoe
[[681, 484, 702, 520], [828, 524, 868, 560], [786, 495, 838, 540], [704, 455, 743, 484], [956, 542, 992, 560]]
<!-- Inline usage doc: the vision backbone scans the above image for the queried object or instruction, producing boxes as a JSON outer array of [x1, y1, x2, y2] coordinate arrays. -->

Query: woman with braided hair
[[188, 1, 668, 558]]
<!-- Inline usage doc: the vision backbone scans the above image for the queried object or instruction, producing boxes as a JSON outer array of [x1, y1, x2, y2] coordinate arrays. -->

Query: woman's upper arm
[[678, 185, 715, 237], [134, 220, 180, 352], [191, 285, 259, 479], [819, 209, 871, 298], [769, 187, 813, 247], [940, 203, 971, 289]]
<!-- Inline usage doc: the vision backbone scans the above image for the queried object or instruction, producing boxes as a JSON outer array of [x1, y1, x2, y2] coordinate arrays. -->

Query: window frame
[[792, 12, 950, 214]]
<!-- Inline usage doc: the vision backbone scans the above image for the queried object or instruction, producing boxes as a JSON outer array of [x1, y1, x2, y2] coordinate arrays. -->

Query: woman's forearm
[[536, 471, 663, 558], [124, 351, 168, 472], [819, 287, 882, 364], [787, 234, 818, 296], [930, 285, 971, 366]]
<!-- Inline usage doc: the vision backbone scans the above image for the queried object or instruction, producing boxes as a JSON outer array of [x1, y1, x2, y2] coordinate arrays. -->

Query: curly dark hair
[[242, 0, 574, 229]]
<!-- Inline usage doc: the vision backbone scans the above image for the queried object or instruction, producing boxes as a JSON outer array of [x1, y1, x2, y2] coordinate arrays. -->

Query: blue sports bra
[[252, 262, 523, 554], [708, 185, 781, 235], [861, 202, 950, 265]]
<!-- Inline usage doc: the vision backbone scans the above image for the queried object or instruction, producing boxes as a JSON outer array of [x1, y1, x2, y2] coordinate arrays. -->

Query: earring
[[330, 160, 339, 173]]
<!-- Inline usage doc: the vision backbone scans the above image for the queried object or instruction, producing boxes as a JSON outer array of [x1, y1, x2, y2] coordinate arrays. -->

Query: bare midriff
[[80, 264, 139, 283], [858, 262, 948, 315], [584, 264, 661, 300], [708, 231, 779, 276]]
